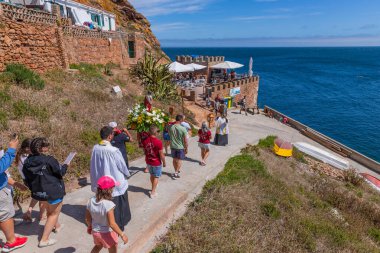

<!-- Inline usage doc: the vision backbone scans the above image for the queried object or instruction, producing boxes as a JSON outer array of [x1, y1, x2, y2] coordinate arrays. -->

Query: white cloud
[[129, 0, 211, 16]]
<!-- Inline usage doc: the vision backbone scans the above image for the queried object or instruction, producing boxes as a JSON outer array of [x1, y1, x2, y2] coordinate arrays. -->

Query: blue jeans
[[148, 165, 162, 178]]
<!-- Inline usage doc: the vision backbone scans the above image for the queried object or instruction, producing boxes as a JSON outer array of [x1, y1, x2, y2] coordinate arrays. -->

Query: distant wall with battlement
[[206, 76, 260, 107], [0, 3, 146, 72], [176, 55, 225, 66]]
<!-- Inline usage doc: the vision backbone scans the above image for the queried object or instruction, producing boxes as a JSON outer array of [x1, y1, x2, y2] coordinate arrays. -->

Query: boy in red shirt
[[142, 125, 166, 198]]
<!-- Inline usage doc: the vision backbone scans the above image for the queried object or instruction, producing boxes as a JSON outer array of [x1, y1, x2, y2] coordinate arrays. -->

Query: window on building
[[91, 13, 102, 27], [128, 41, 136, 58]]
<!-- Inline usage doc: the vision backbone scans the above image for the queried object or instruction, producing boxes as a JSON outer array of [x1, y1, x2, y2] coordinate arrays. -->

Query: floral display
[[127, 103, 169, 132]]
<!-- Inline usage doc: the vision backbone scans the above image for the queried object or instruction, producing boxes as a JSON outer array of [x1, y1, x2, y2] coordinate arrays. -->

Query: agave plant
[[130, 51, 179, 102]]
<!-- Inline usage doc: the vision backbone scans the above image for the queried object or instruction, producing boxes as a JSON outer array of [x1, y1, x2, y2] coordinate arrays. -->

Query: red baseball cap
[[97, 175, 120, 190]]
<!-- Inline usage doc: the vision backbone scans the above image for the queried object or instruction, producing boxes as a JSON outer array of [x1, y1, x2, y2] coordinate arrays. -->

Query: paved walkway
[[2, 110, 377, 253]]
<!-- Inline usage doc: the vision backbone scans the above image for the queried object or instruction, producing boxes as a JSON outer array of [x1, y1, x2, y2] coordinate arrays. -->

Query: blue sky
[[129, 0, 380, 47]]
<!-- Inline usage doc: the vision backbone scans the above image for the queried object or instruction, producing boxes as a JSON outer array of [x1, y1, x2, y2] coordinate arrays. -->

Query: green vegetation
[[257, 135, 276, 149], [79, 129, 100, 147], [5, 64, 45, 90], [62, 99, 71, 106], [70, 63, 103, 79], [130, 51, 179, 102], [0, 111, 8, 130], [154, 136, 380, 253], [12, 101, 49, 122]]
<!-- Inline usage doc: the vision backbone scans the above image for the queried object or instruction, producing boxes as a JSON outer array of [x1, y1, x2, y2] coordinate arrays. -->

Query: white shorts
[[198, 143, 211, 150]]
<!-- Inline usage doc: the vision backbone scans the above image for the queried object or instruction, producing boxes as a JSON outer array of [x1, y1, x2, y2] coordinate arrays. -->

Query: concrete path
[[2, 110, 377, 253]]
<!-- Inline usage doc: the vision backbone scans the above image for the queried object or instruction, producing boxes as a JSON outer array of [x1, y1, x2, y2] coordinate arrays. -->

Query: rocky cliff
[[76, 0, 162, 54]]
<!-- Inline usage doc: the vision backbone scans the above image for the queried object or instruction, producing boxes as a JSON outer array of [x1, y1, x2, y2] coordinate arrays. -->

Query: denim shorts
[[171, 149, 185, 160], [163, 132, 170, 141], [48, 198, 63, 205], [148, 165, 162, 178]]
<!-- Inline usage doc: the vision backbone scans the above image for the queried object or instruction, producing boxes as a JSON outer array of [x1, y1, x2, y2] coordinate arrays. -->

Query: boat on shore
[[293, 142, 350, 170]]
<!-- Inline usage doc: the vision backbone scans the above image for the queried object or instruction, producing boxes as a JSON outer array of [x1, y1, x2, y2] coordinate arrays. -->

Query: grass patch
[[261, 202, 281, 218], [257, 135, 276, 149], [0, 91, 11, 106], [369, 228, 380, 244], [62, 99, 71, 106], [293, 147, 307, 164], [12, 100, 49, 122], [79, 129, 100, 146], [205, 154, 268, 188], [5, 64, 45, 90], [83, 89, 110, 102], [70, 63, 103, 79], [0, 111, 8, 130]]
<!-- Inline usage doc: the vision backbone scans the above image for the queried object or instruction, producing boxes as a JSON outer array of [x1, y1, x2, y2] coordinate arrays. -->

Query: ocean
[[163, 47, 380, 162]]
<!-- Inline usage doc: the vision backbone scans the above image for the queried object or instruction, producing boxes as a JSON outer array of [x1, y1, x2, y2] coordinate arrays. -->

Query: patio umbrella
[[168, 61, 194, 73], [273, 138, 293, 157], [210, 61, 244, 69], [248, 57, 253, 77], [186, 63, 207, 71]]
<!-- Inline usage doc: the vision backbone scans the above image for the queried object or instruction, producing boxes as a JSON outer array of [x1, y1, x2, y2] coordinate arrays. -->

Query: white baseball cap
[[109, 122, 117, 128]]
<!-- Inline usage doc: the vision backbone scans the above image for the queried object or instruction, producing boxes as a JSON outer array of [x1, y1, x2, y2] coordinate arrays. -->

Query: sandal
[[38, 239, 57, 248]]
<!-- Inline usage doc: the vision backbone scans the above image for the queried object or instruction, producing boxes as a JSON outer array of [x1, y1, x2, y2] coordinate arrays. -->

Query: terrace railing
[[0, 2, 57, 25]]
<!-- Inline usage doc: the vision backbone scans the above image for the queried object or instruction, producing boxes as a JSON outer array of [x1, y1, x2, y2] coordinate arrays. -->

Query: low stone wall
[[264, 106, 380, 173], [206, 76, 260, 107], [0, 3, 145, 72]]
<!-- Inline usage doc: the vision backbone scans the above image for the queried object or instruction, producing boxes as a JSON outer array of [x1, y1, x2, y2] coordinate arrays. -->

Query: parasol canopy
[[248, 57, 253, 77], [210, 61, 244, 69], [168, 61, 194, 73], [186, 63, 207, 71]]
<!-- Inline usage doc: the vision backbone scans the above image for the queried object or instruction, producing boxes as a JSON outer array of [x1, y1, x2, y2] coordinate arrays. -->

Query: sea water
[[163, 47, 380, 162]]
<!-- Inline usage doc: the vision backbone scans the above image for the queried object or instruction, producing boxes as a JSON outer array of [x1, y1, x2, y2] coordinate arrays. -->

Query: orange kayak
[[361, 173, 380, 190]]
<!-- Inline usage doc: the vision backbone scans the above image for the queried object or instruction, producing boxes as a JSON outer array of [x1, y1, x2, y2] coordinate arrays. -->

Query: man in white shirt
[[90, 126, 131, 231]]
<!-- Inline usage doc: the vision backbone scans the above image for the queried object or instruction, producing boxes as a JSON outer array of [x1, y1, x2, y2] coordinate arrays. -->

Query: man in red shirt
[[142, 125, 166, 198]]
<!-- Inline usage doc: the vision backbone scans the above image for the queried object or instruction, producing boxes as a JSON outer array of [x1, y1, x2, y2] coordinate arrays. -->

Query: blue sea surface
[[163, 47, 380, 162]]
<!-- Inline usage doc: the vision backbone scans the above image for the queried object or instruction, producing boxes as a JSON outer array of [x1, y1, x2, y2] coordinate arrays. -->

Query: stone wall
[[0, 4, 63, 72], [0, 3, 146, 72], [206, 76, 260, 107]]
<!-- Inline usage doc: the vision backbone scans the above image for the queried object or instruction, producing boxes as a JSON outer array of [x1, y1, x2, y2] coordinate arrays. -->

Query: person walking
[[15, 138, 47, 222], [109, 122, 133, 168], [168, 115, 188, 179], [0, 135, 28, 252], [162, 122, 171, 155], [23, 137, 68, 248], [214, 114, 229, 146], [90, 126, 131, 231], [85, 176, 128, 253], [198, 122, 212, 166], [142, 125, 166, 198], [239, 95, 248, 116]]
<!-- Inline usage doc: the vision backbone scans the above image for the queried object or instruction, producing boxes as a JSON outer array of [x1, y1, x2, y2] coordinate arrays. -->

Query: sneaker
[[38, 239, 57, 248], [172, 173, 178, 179], [175, 173, 181, 179], [2, 237, 28, 252]]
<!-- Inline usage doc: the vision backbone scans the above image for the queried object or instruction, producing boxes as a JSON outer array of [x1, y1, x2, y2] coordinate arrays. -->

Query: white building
[[8, 0, 116, 31]]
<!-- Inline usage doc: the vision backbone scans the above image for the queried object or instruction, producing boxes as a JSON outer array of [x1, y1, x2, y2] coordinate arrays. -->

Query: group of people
[[0, 107, 230, 252]]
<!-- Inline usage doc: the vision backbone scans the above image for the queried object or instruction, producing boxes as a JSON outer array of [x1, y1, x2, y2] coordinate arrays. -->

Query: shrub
[[5, 64, 45, 90], [343, 168, 363, 186], [293, 147, 307, 164], [62, 99, 71, 106], [0, 111, 8, 130], [130, 51, 179, 102], [0, 91, 11, 106]]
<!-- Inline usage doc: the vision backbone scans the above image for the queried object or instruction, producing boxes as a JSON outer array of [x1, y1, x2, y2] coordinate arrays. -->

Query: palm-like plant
[[130, 51, 179, 102]]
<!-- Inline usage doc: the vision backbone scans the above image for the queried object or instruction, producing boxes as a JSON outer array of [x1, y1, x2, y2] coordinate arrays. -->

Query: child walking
[[86, 176, 128, 253]]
